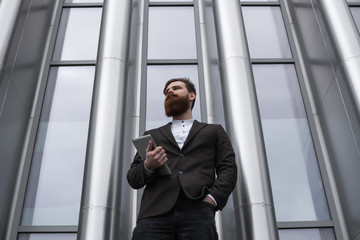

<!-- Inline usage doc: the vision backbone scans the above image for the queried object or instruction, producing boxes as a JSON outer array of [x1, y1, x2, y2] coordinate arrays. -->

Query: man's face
[[164, 81, 194, 117]]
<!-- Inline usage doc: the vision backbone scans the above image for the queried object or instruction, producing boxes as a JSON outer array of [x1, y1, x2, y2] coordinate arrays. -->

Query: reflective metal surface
[[318, 0, 360, 122], [197, 0, 215, 124], [197, 0, 222, 237], [0, 3, 27, 237], [212, 0, 278, 239], [2, 0, 63, 239], [77, 0, 132, 239], [282, 1, 349, 239], [0, 0, 22, 72], [317, 1, 360, 239], [286, 0, 360, 239], [126, 0, 147, 236]]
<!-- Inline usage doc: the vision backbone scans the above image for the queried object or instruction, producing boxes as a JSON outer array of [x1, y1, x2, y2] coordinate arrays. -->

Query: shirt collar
[[171, 119, 194, 125]]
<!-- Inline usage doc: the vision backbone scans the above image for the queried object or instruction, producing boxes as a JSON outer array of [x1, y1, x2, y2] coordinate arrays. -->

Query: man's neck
[[172, 109, 193, 120]]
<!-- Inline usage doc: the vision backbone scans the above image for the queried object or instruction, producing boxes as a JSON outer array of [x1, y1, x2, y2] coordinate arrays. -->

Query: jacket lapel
[[158, 120, 208, 150], [183, 120, 207, 148], [158, 122, 178, 148]]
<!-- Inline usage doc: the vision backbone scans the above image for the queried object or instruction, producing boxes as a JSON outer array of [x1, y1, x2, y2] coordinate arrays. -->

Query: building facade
[[1, 0, 360, 239]]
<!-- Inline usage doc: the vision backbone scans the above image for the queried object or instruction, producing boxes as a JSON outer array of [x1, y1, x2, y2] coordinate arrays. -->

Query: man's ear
[[189, 92, 196, 101]]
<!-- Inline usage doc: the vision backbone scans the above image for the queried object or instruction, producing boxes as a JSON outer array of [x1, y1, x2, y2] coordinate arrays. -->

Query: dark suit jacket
[[127, 120, 237, 221]]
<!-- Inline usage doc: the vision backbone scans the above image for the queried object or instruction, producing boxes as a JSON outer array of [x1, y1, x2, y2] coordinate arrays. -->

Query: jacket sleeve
[[127, 133, 156, 189], [207, 125, 238, 210]]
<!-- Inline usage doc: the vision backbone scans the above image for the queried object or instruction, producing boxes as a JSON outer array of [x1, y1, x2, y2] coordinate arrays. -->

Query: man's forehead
[[166, 81, 186, 89]]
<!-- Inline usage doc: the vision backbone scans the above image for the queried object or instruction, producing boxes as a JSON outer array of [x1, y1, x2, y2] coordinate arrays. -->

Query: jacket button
[[180, 154, 184, 158], [178, 171, 183, 175]]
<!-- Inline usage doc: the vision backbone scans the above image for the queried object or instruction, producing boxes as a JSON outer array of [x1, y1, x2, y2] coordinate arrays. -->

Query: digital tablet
[[132, 134, 172, 176]]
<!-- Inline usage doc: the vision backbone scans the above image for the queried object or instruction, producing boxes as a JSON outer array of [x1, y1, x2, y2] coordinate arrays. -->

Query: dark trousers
[[132, 191, 218, 240]]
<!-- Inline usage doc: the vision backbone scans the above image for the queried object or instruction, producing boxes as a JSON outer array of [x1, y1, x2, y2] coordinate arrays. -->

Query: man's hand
[[203, 196, 216, 207], [144, 141, 168, 171]]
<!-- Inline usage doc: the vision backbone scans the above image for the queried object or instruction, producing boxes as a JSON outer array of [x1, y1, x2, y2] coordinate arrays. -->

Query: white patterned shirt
[[171, 119, 194, 149]]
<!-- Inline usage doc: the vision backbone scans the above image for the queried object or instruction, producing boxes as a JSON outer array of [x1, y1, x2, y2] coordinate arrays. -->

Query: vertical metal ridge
[[196, 0, 215, 124], [77, 0, 133, 239], [195, 0, 224, 238], [212, 0, 279, 239], [129, 0, 147, 236]]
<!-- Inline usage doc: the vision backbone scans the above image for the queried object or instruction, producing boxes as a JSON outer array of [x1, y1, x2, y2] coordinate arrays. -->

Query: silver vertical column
[[77, 0, 132, 239], [196, 0, 223, 237], [212, 0, 278, 239], [196, 0, 215, 124], [129, 0, 147, 234], [318, 0, 360, 123], [195, 0, 223, 236]]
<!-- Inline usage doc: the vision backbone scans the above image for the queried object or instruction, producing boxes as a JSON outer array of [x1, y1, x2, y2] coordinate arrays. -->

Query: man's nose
[[167, 89, 174, 95]]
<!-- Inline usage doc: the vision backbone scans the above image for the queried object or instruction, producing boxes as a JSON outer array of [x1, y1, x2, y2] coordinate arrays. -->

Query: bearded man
[[127, 78, 237, 240]]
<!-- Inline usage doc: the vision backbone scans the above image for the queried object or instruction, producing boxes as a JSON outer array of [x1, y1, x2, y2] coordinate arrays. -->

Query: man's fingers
[[146, 145, 166, 160], [155, 149, 166, 161], [161, 154, 168, 163], [146, 141, 153, 152], [151, 146, 165, 155]]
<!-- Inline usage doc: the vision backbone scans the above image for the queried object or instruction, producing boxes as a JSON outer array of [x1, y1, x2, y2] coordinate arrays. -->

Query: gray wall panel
[[290, 0, 360, 238], [292, 0, 334, 104], [335, 60, 360, 163], [0, 0, 56, 238], [0, 84, 27, 239], [12, 2, 50, 111], [320, 78, 360, 238]]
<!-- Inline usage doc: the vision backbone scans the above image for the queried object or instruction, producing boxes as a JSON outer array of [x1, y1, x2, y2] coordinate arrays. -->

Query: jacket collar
[[158, 120, 207, 149]]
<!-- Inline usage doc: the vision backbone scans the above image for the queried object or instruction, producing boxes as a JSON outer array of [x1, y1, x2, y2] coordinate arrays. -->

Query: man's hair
[[163, 78, 196, 109]]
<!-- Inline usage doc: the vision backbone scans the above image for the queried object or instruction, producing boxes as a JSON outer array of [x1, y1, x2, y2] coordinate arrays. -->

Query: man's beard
[[164, 94, 191, 117]]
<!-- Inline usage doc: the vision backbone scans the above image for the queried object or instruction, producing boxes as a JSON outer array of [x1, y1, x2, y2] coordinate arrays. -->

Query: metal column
[[318, 0, 360, 122], [196, 0, 223, 237], [196, 0, 215, 124], [212, 0, 279, 239], [77, 0, 132, 239], [128, 0, 147, 236]]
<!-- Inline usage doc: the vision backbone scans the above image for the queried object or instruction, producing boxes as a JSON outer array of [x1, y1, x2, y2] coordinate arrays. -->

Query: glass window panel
[[253, 64, 331, 221], [242, 7, 292, 58], [350, 7, 360, 33], [148, 7, 197, 59], [18, 234, 77, 240], [146, 65, 200, 129], [53, 8, 102, 61], [279, 228, 336, 240], [21, 67, 95, 226]]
